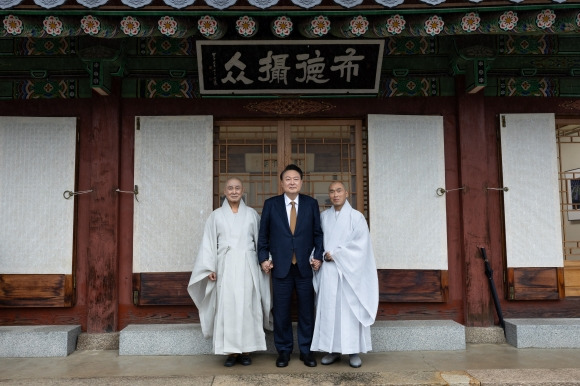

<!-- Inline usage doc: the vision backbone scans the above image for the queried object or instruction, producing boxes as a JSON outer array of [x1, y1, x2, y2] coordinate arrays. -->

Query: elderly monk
[[311, 181, 379, 368], [188, 177, 272, 367]]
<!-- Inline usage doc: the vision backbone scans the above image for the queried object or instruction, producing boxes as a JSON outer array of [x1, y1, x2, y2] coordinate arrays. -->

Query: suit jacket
[[258, 193, 323, 279]]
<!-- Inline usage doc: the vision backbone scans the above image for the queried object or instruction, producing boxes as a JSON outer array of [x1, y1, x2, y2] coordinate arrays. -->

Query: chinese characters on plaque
[[196, 40, 384, 95]]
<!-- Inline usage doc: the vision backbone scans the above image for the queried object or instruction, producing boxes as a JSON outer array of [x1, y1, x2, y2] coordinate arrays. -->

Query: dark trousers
[[272, 264, 315, 355]]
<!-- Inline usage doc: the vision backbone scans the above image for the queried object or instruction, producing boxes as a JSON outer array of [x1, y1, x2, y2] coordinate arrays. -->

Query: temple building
[[1, 0, 580, 351]]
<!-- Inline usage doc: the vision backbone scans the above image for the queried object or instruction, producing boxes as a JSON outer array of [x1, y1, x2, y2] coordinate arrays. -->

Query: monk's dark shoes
[[224, 355, 237, 367], [239, 354, 252, 366]]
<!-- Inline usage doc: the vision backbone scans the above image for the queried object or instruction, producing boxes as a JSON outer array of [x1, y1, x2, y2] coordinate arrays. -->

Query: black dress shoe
[[224, 355, 237, 367], [239, 354, 252, 366], [299, 352, 317, 367], [276, 352, 290, 367]]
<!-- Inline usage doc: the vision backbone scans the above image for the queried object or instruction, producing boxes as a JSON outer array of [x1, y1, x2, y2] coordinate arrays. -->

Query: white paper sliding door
[[500, 113, 563, 268], [0, 117, 77, 275], [368, 114, 448, 270], [133, 116, 213, 273]]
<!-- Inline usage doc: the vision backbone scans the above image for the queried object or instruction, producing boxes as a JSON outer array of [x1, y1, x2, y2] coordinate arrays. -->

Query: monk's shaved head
[[224, 177, 244, 207], [225, 177, 243, 187], [328, 181, 348, 210], [328, 181, 347, 192]]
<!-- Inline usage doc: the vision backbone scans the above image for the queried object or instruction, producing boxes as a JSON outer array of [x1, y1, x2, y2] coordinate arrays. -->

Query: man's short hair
[[280, 164, 304, 180]]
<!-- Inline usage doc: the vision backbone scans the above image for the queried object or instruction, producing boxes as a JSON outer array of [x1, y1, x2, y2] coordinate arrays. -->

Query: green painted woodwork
[[1, 32, 580, 99]]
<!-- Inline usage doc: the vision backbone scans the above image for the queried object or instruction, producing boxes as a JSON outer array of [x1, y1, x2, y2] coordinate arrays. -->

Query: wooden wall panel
[[379, 270, 448, 302], [0, 274, 74, 307], [133, 273, 193, 306], [564, 261, 580, 297], [506, 267, 564, 300], [134, 270, 449, 306]]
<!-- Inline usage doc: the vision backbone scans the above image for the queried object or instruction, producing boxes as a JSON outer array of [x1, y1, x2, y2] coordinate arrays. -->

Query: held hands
[[261, 260, 274, 274], [260, 258, 322, 272], [311, 258, 321, 271]]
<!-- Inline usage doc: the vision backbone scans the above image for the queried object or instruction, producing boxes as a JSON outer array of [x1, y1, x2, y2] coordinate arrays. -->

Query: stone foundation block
[[0, 325, 81, 357]]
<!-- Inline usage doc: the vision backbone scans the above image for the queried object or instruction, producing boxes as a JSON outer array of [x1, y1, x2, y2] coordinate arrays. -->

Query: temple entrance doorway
[[214, 120, 366, 214]]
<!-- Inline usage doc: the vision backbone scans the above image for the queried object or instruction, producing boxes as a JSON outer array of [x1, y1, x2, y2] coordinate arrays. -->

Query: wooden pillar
[[456, 76, 497, 327], [86, 81, 120, 333]]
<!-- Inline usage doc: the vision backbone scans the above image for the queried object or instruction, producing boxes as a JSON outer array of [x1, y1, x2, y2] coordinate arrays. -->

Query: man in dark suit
[[258, 164, 323, 368]]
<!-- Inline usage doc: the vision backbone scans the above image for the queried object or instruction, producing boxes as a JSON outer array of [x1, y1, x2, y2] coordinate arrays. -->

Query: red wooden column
[[456, 77, 497, 327], [86, 83, 120, 333]]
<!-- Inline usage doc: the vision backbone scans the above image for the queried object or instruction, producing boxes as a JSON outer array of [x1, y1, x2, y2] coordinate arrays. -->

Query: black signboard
[[196, 40, 384, 95]]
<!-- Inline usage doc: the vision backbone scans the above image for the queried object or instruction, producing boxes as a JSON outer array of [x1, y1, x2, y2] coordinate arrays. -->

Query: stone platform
[[0, 325, 81, 357], [371, 320, 466, 351], [505, 318, 580, 348], [119, 320, 466, 356], [119, 324, 212, 356], [6, 318, 580, 359]]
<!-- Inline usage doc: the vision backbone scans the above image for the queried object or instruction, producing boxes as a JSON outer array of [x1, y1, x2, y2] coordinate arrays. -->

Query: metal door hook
[[116, 185, 139, 202], [63, 189, 93, 199], [436, 186, 465, 196]]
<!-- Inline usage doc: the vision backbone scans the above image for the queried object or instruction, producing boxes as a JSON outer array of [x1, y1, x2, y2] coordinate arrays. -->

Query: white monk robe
[[311, 200, 379, 354], [188, 199, 272, 355]]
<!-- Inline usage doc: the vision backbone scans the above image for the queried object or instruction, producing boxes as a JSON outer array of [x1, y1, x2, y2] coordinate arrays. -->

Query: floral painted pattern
[[158, 16, 177, 36], [577, 12, 580, 28], [386, 14, 406, 35], [499, 10, 518, 32], [235, 16, 256, 37], [81, 15, 101, 35], [536, 9, 556, 29], [424, 15, 444, 36], [121, 16, 140, 36], [3, 15, 23, 36], [461, 12, 480, 32], [198, 15, 218, 37], [273, 16, 293, 38], [43, 16, 63, 36], [311, 15, 330, 37], [349, 15, 368, 36]]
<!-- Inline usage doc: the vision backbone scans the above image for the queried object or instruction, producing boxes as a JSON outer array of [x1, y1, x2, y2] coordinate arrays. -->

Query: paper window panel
[[367, 114, 448, 270], [133, 116, 213, 273], [500, 113, 563, 268], [0, 117, 76, 274]]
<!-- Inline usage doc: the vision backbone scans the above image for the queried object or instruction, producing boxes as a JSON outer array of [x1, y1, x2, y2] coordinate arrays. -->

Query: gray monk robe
[[311, 200, 379, 354], [188, 199, 272, 355]]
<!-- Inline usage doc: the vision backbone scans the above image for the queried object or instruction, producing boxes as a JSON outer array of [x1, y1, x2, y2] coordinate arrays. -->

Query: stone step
[[505, 318, 580, 348], [120, 324, 212, 356], [119, 320, 466, 356], [0, 325, 81, 357], [371, 320, 466, 351]]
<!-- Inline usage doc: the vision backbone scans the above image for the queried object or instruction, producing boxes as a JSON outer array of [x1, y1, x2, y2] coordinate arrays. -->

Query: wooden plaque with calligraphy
[[197, 40, 384, 95]]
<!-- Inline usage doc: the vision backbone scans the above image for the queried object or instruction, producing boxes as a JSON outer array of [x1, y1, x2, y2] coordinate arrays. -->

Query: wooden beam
[[455, 76, 499, 326], [86, 81, 121, 333]]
